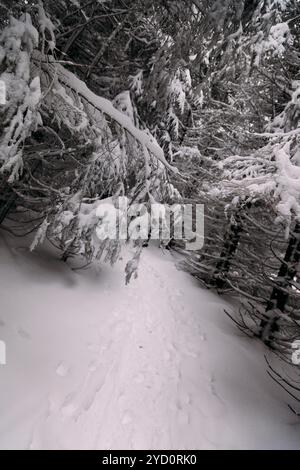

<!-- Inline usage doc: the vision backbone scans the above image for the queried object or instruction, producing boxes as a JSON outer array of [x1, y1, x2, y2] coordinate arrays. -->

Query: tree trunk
[[260, 222, 300, 346], [0, 193, 17, 226], [212, 201, 251, 289]]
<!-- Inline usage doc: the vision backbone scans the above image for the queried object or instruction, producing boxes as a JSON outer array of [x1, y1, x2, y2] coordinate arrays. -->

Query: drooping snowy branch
[[38, 54, 178, 174]]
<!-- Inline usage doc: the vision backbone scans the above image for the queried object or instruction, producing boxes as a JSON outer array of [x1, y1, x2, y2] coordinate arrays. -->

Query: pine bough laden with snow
[[0, 2, 183, 279]]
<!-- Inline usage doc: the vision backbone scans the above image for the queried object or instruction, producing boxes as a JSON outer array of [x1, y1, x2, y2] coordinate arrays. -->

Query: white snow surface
[[0, 234, 299, 450]]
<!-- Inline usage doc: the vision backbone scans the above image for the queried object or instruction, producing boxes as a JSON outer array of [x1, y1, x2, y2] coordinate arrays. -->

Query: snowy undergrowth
[[0, 234, 299, 450]]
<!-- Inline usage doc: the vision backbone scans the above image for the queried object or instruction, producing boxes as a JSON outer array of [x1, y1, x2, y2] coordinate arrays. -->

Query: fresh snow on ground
[[0, 234, 299, 450]]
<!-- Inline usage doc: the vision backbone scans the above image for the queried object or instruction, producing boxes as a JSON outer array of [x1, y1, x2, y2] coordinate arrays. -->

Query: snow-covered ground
[[0, 233, 299, 450]]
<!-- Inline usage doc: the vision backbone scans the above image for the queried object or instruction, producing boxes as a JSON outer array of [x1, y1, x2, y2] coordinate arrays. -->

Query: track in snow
[[0, 238, 299, 450], [28, 248, 219, 450]]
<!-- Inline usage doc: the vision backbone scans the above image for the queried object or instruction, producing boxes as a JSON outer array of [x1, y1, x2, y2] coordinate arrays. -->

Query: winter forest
[[0, 0, 300, 451]]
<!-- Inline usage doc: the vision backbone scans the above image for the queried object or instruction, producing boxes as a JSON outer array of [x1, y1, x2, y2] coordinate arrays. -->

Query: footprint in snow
[[183, 348, 200, 358], [88, 360, 98, 372], [121, 410, 133, 425], [87, 342, 100, 353], [56, 361, 70, 377], [134, 372, 145, 384], [163, 350, 171, 361], [60, 391, 78, 416], [181, 393, 192, 406], [61, 401, 77, 417], [17, 327, 31, 340]]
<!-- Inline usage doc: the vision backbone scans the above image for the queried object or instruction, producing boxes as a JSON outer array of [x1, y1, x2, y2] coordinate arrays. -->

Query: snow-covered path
[[0, 235, 299, 449]]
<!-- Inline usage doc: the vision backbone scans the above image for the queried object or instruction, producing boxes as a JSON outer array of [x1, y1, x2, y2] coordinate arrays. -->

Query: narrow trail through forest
[[0, 237, 299, 449]]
